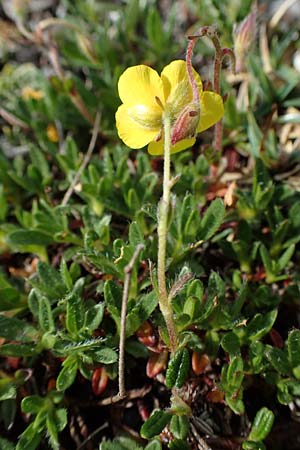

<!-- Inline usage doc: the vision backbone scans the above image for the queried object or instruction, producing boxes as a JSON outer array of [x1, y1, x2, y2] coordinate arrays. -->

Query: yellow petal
[[118, 65, 164, 108], [116, 104, 161, 149], [148, 136, 195, 156], [198, 91, 224, 132], [161, 60, 202, 102]]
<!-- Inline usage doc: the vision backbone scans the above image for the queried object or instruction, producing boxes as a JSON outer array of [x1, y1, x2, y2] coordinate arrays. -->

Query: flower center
[[127, 104, 162, 130]]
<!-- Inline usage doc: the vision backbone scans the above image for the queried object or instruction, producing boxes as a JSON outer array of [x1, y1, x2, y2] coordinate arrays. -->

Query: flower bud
[[170, 102, 200, 145], [233, 3, 257, 73]]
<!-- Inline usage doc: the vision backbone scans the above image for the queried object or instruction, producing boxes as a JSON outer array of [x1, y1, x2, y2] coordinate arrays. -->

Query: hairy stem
[[157, 112, 178, 354], [211, 34, 223, 152], [186, 38, 200, 104]]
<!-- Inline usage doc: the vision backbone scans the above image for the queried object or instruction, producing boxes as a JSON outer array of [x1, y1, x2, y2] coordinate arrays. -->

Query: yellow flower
[[46, 124, 59, 143], [21, 86, 44, 101], [115, 60, 224, 155]]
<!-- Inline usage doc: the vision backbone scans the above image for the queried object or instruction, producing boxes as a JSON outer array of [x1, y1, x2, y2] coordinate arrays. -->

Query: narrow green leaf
[[7, 230, 54, 246], [166, 348, 190, 388], [170, 415, 189, 440], [129, 221, 145, 247], [248, 407, 275, 442], [56, 355, 78, 391], [16, 422, 42, 450], [277, 244, 295, 272], [140, 410, 172, 439], [60, 259, 73, 290], [247, 113, 262, 158], [198, 199, 225, 241], [227, 356, 244, 389], [104, 280, 122, 331], [288, 329, 300, 378], [259, 245, 273, 276], [38, 296, 55, 333], [66, 292, 84, 335]]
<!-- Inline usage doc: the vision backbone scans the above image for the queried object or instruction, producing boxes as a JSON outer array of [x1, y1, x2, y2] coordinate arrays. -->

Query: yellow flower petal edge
[[148, 136, 196, 156], [197, 91, 224, 133], [116, 104, 160, 149], [161, 60, 202, 102], [118, 65, 164, 108]]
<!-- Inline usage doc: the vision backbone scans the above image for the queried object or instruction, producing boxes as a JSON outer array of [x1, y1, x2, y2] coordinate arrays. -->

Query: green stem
[[157, 111, 177, 354]]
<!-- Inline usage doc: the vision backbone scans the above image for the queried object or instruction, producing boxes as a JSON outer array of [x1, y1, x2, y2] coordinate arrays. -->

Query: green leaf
[[100, 436, 142, 450], [38, 296, 55, 333], [126, 291, 158, 337], [222, 332, 240, 355], [0, 343, 36, 357], [129, 221, 145, 247], [56, 355, 78, 391], [46, 413, 59, 450], [84, 302, 104, 332], [1, 398, 16, 431], [80, 252, 121, 278], [104, 280, 122, 330], [248, 407, 275, 442], [21, 395, 45, 414], [145, 440, 162, 450], [92, 347, 118, 364], [196, 271, 224, 322], [246, 310, 278, 342], [0, 275, 21, 311], [126, 188, 139, 211], [288, 329, 300, 379], [197, 199, 225, 241], [277, 244, 295, 272], [170, 415, 189, 440], [54, 408, 68, 432], [186, 279, 203, 300], [227, 356, 244, 389], [247, 113, 262, 158], [66, 292, 84, 335], [0, 316, 36, 342], [140, 410, 172, 439], [169, 439, 191, 450], [242, 441, 266, 450], [259, 245, 273, 277], [60, 259, 73, 291], [35, 262, 67, 300], [0, 379, 16, 401], [7, 230, 54, 246], [16, 422, 42, 450], [0, 436, 15, 450], [166, 348, 190, 389], [265, 347, 290, 375]]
